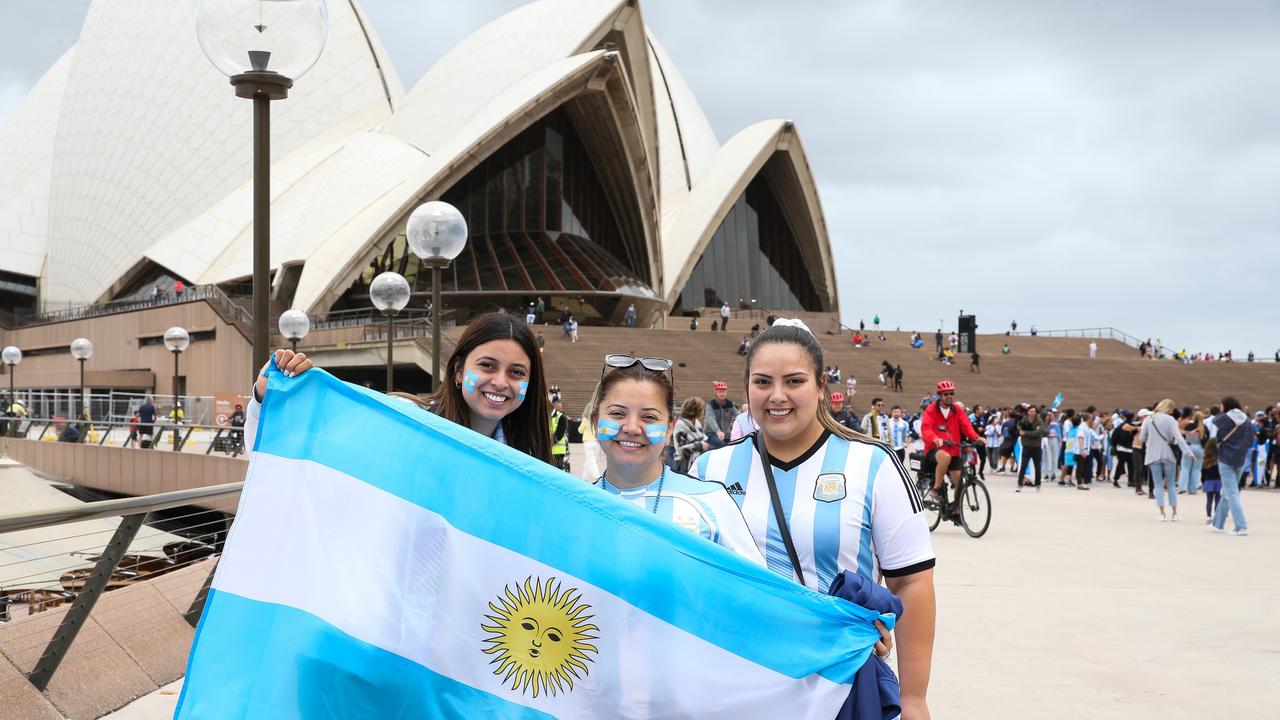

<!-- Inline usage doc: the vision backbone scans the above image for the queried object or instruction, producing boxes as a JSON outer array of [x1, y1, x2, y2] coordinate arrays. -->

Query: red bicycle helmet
[[713, 380, 728, 391], [829, 392, 845, 403], [936, 380, 956, 393]]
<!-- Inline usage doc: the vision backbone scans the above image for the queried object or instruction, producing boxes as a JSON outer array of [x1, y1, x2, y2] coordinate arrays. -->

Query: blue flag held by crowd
[[175, 368, 892, 719]]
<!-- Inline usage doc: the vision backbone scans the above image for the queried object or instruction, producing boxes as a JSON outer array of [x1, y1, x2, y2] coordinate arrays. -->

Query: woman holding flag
[[694, 319, 937, 719], [249, 312, 553, 463], [589, 354, 763, 561]]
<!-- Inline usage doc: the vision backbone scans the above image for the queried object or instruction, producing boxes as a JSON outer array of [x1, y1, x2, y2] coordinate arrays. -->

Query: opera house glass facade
[[338, 109, 656, 322], [676, 175, 824, 313]]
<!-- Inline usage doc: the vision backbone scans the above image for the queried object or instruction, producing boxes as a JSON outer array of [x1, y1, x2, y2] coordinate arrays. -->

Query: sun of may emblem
[[481, 576, 600, 698]]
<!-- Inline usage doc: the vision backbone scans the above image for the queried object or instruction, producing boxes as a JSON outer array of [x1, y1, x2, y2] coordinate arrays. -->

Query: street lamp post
[[163, 327, 190, 451], [2, 346, 20, 438], [406, 201, 468, 392], [369, 272, 411, 392], [278, 309, 310, 353], [70, 338, 93, 424], [196, 0, 329, 378]]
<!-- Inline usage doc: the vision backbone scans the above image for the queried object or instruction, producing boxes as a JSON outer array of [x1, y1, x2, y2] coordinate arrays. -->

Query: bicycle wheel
[[959, 479, 992, 538], [917, 477, 942, 531]]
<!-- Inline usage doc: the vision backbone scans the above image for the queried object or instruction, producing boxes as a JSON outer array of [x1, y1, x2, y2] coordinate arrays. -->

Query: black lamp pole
[[430, 260, 445, 393], [172, 349, 181, 452], [78, 358, 86, 421], [230, 54, 292, 379], [385, 311, 395, 392]]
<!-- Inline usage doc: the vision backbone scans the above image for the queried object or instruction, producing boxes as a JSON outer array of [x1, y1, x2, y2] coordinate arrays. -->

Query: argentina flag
[[175, 367, 892, 719]]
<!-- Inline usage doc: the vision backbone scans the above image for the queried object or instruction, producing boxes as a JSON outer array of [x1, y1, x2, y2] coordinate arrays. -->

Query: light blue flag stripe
[[176, 590, 552, 719], [252, 368, 884, 685], [813, 436, 850, 588]]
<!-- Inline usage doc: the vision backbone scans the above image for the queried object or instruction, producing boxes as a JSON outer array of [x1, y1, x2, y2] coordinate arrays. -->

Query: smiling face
[[455, 339, 531, 424], [747, 343, 824, 448], [594, 378, 672, 476]]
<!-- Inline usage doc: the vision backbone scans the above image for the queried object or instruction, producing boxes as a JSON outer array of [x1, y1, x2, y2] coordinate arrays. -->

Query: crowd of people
[[957, 398, 1272, 533]]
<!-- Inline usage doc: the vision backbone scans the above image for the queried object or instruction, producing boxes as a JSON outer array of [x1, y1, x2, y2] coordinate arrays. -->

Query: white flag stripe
[[214, 453, 849, 719]]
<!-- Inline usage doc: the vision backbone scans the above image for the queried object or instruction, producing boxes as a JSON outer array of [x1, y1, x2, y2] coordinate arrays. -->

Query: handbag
[[753, 431, 807, 587], [1150, 418, 1180, 460]]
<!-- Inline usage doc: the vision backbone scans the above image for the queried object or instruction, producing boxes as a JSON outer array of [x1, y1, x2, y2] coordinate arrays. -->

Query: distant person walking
[[137, 396, 157, 449], [873, 314, 880, 330], [970, 351, 980, 374], [1140, 399, 1196, 521], [1178, 409, 1206, 494], [719, 301, 731, 332], [893, 364, 904, 392], [1210, 396, 1251, 535], [1089, 342, 1097, 358], [1017, 406, 1045, 490], [624, 303, 637, 328]]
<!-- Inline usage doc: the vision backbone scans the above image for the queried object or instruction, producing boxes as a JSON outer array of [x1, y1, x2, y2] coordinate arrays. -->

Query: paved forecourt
[[107, 458, 1279, 719], [929, 475, 1279, 719]]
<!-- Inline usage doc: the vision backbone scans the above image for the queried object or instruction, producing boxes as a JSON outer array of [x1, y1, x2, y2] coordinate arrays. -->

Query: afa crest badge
[[813, 473, 847, 503]]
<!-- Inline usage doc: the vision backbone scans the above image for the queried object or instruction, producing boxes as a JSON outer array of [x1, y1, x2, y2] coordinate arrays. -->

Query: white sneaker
[[1158, 514, 1167, 522], [1171, 513, 1181, 522], [1230, 528, 1249, 536], [1208, 526, 1224, 533]]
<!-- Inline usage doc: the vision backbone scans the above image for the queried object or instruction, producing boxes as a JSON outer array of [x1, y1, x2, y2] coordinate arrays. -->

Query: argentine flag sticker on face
[[516, 380, 529, 401], [462, 369, 480, 393], [645, 423, 668, 445], [596, 419, 621, 440]]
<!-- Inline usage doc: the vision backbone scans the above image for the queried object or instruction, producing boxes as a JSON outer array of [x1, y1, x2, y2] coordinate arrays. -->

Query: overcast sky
[[3, 0, 1278, 356]]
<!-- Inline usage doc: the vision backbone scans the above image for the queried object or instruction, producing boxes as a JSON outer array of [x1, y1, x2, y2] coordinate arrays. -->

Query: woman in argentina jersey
[[694, 321, 936, 720], [592, 355, 763, 564]]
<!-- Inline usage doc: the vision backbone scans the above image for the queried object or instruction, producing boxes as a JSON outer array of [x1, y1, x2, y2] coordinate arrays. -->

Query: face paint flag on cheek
[[462, 370, 480, 393], [517, 381, 528, 402], [596, 419, 621, 440], [645, 424, 668, 445]]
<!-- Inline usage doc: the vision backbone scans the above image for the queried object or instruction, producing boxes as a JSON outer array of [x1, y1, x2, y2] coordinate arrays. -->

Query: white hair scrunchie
[[770, 318, 814, 335]]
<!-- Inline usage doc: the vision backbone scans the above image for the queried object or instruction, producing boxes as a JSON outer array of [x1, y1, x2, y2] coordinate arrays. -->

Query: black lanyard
[[753, 431, 807, 587]]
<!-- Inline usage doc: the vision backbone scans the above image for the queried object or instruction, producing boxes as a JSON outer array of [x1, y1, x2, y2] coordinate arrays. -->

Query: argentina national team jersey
[[695, 431, 934, 592], [596, 471, 765, 566]]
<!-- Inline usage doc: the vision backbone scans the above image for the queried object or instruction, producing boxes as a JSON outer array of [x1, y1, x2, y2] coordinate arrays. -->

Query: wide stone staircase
[[538, 325, 1280, 417]]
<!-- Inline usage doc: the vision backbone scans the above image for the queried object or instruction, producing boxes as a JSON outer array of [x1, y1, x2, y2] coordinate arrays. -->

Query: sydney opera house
[[0, 0, 838, 398]]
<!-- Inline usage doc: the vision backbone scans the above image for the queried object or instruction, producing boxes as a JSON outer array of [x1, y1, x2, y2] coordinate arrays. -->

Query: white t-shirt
[[694, 431, 935, 591], [597, 471, 764, 565], [729, 411, 758, 441]]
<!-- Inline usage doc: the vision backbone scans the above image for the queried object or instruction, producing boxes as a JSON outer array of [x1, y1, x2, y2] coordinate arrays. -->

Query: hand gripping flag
[[176, 368, 893, 719]]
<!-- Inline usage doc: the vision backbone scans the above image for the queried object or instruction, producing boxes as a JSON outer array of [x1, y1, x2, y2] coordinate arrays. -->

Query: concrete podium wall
[[1, 440, 244, 515]]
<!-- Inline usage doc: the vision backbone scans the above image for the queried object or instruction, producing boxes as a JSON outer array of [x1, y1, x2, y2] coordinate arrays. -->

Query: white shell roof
[[0, 49, 73, 279], [26, 0, 401, 306], [0, 0, 835, 317]]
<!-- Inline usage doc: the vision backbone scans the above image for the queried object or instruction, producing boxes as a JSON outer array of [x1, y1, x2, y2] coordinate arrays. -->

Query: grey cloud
[[3, 0, 1277, 355]]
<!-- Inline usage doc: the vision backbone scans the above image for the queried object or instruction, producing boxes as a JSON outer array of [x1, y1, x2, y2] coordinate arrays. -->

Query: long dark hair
[[743, 324, 868, 442], [423, 312, 552, 463]]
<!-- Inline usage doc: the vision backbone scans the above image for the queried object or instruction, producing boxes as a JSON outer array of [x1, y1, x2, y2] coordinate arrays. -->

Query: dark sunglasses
[[598, 354, 676, 408], [603, 354, 673, 373]]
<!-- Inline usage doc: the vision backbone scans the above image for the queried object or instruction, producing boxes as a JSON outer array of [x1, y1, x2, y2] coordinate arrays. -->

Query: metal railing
[[2, 416, 249, 455], [13, 284, 251, 329], [0, 482, 242, 690], [1010, 327, 1146, 347]]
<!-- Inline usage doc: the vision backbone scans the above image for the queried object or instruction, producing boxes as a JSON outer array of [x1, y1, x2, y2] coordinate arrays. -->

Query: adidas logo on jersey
[[725, 482, 746, 496]]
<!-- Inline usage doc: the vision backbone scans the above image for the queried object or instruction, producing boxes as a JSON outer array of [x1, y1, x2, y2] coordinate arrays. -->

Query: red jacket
[[921, 400, 981, 451]]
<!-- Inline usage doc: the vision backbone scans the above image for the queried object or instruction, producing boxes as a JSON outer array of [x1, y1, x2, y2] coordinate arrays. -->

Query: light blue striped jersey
[[887, 418, 911, 450], [695, 431, 934, 592], [596, 470, 765, 566]]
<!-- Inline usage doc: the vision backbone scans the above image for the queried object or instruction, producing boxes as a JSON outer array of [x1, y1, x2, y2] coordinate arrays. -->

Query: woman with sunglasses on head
[[591, 354, 762, 561], [693, 320, 936, 720], [247, 312, 553, 463]]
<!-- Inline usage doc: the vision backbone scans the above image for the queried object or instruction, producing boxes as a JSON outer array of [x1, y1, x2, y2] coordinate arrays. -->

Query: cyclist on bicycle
[[921, 380, 982, 504]]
